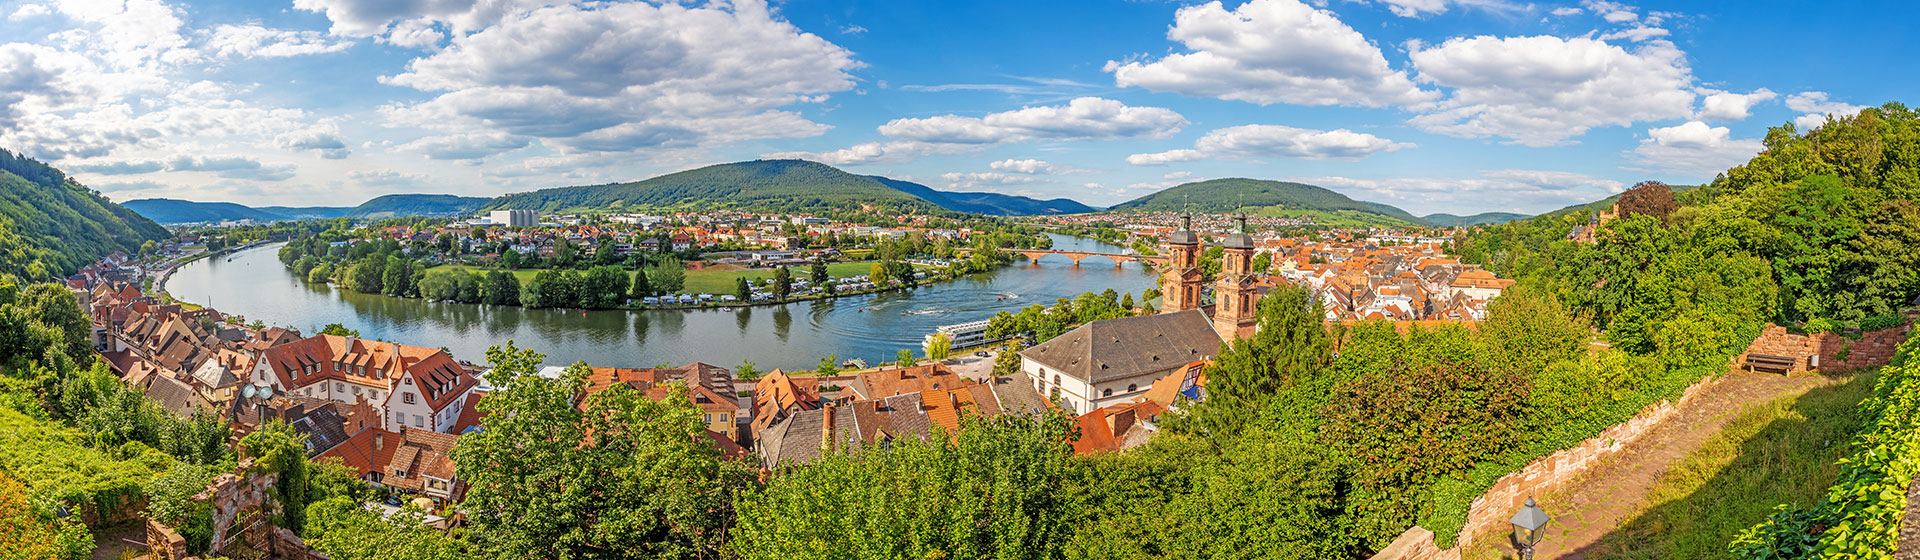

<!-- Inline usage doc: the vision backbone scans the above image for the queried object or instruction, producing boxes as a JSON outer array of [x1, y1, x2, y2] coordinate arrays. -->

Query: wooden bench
[[1745, 353, 1798, 374]]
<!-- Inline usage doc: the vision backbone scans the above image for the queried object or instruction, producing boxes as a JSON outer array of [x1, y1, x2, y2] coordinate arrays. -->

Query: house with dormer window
[[249, 334, 480, 434]]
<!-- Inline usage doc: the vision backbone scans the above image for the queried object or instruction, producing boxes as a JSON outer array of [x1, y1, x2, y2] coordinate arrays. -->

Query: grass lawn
[[681, 261, 882, 295], [1589, 370, 1876, 559]]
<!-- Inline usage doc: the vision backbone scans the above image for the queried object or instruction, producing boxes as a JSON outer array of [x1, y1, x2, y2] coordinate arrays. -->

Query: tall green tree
[[772, 267, 792, 300], [451, 342, 753, 559], [1174, 285, 1332, 442], [732, 413, 1078, 560]]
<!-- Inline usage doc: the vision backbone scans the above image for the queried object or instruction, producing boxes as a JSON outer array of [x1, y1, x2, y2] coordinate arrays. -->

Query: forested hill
[[1421, 212, 1529, 227], [346, 194, 490, 219], [484, 159, 1094, 216], [1107, 178, 1428, 227], [486, 160, 933, 213], [0, 149, 169, 280]]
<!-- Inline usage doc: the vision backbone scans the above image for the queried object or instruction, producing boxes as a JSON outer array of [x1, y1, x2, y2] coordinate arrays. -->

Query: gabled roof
[[849, 363, 974, 400], [1020, 310, 1221, 384], [755, 377, 1047, 469], [143, 374, 210, 418]]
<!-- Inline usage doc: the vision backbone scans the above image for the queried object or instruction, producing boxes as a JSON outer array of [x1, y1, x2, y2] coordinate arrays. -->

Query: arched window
[[1127, 383, 1137, 392], [1102, 388, 1113, 397]]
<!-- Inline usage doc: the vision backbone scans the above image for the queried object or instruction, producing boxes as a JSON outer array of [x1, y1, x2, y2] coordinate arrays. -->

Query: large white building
[[248, 335, 481, 434], [1018, 310, 1220, 415], [488, 209, 537, 228]]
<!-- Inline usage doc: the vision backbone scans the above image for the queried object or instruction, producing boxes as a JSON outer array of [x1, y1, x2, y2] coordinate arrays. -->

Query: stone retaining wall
[[1739, 324, 1911, 373], [1370, 321, 1914, 560], [1368, 371, 1720, 560]]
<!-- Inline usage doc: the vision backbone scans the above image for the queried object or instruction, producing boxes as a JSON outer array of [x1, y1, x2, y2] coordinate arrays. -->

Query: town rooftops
[[756, 377, 1046, 469], [1020, 309, 1221, 384], [847, 363, 973, 401]]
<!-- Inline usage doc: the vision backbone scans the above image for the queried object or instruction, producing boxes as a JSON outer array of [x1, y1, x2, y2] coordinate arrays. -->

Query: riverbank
[[310, 259, 964, 312], [163, 234, 1157, 371]]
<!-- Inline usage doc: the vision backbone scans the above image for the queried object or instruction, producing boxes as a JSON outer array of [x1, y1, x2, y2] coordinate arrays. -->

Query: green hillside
[[486, 160, 935, 213], [0, 149, 170, 280], [348, 194, 491, 219], [1108, 178, 1428, 227], [1422, 212, 1529, 227]]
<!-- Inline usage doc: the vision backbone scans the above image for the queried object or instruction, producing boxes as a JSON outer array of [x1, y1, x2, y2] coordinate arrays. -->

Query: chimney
[[1107, 408, 1136, 437], [374, 431, 385, 451], [820, 404, 836, 454]]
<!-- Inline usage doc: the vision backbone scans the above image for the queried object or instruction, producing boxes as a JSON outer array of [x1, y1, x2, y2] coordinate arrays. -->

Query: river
[[165, 234, 1156, 371]]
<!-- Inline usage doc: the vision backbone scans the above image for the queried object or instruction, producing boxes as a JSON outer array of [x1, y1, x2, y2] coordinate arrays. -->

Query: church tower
[[1212, 214, 1259, 339], [1161, 213, 1204, 314]]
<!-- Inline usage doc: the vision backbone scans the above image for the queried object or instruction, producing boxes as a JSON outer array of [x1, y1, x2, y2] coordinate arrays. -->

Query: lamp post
[[1509, 496, 1551, 560]]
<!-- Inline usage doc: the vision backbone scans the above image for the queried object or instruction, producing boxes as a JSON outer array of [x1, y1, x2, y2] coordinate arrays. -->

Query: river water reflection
[[166, 234, 1156, 371]]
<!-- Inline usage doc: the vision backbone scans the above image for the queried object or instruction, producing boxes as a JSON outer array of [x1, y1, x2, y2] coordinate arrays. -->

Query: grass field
[[434, 261, 923, 296], [1589, 370, 1876, 559], [680, 261, 882, 294]]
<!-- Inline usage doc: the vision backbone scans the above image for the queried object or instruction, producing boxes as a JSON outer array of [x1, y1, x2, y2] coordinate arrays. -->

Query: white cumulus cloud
[[1106, 0, 1434, 107], [1407, 35, 1696, 146], [1128, 124, 1410, 165], [1626, 120, 1764, 175], [379, 1, 859, 158], [205, 24, 353, 59], [990, 159, 1055, 174], [773, 98, 1184, 165], [1696, 88, 1776, 122], [1786, 91, 1868, 131]]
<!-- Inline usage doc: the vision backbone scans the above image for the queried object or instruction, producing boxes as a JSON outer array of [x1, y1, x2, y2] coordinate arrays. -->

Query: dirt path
[[1463, 371, 1845, 560]]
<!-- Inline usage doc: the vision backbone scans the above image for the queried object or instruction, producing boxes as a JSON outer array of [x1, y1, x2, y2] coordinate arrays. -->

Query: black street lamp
[[1509, 496, 1551, 560]]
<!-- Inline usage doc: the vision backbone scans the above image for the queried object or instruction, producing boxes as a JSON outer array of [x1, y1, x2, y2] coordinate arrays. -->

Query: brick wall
[[1368, 371, 1719, 560], [1739, 324, 1911, 373]]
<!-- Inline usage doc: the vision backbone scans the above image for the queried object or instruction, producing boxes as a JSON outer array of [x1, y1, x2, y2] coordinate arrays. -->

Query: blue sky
[[0, 0, 1910, 215]]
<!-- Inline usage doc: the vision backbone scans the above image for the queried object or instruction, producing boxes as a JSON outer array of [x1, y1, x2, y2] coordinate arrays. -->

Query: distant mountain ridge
[[1421, 212, 1529, 227], [869, 176, 1096, 215], [123, 194, 490, 224], [487, 159, 1094, 216]]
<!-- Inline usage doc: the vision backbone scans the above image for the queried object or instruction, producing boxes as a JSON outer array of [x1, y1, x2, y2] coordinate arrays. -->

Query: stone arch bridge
[[961, 248, 1168, 267]]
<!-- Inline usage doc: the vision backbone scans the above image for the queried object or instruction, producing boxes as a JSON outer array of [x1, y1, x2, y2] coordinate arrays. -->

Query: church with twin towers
[[1016, 213, 1261, 416]]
